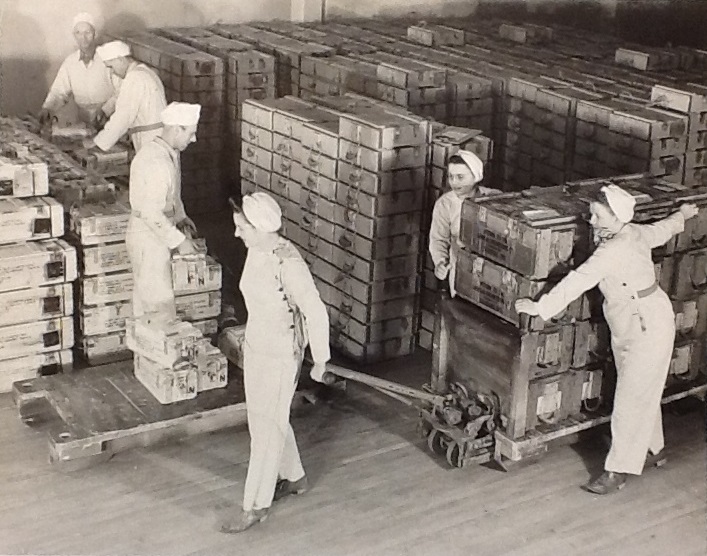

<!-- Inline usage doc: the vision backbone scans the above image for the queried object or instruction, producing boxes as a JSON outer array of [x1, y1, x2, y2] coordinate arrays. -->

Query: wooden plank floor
[[0, 353, 705, 556]]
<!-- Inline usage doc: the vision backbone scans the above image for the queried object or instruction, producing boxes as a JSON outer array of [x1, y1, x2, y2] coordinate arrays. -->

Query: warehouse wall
[[326, 0, 480, 18], [0, 0, 292, 115]]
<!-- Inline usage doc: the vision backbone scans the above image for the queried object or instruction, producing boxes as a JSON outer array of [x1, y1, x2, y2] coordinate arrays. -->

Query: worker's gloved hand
[[310, 362, 329, 384], [679, 203, 699, 220], [515, 298, 539, 316], [38, 109, 54, 127], [434, 262, 449, 280], [177, 216, 198, 239], [176, 237, 198, 256], [92, 110, 109, 130]]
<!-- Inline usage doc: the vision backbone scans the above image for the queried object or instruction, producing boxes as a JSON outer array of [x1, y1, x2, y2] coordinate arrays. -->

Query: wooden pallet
[[12, 360, 248, 468], [493, 379, 707, 470]]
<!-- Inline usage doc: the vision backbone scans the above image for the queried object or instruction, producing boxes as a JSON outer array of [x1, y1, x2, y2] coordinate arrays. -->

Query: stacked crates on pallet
[[417, 126, 494, 350], [121, 32, 226, 216], [172, 240, 223, 340], [453, 174, 707, 439], [68, 202, 133, 366], [298, 55, 379, 99], [127, 315, 227, 404], [0, 136, 77, 392]]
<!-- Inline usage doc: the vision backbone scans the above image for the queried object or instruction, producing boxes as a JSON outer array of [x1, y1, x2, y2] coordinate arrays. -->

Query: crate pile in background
[[127, 315, 227, 404], [238, 94, 431, 362], [453, 174, 707, 439], [0, 118, 79, 392], [119, 31, 227, 215]]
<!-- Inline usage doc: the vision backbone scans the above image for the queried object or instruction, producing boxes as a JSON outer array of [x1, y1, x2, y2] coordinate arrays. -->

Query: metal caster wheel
[[427, 429, 448, 456], [446, 441, 464, 468]]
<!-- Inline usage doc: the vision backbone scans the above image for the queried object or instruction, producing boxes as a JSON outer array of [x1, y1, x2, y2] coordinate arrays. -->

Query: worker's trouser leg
[[242, 349, 303, 511]]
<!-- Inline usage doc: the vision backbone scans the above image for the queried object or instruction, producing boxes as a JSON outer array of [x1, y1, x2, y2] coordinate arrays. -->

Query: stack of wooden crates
[[444, 174, 707, 442]]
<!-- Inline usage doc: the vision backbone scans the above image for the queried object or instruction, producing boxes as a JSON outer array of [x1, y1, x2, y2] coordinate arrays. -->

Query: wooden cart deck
[[12, 361, 248, 467]]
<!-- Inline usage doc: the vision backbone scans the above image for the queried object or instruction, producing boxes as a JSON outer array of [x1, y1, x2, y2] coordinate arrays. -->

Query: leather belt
[[132, 210, 175, 219], [637, 282, 658, 298], [128, 122, 163, 136]]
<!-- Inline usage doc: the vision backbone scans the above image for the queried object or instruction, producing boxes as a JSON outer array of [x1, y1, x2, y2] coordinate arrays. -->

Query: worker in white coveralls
[[126, 102, 200, 320], [515, 185, 699, 495], [429, 150, 499, 297], [82, 40, 167, 153], [38, 12, 120, 128], [220, 192, 330, 534]]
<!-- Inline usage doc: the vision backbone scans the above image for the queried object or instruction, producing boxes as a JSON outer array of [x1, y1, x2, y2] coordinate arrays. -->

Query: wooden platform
[[12, 361, 247, 466]]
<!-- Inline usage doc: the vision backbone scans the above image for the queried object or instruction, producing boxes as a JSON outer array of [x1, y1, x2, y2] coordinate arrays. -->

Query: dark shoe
[[645, 450, 667, 468], [273, 476, 309, 502], [219, 508, 269, 534], [584, 471, 627, 495]]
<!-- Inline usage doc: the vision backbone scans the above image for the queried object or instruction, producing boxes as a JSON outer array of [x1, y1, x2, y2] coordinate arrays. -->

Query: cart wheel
[[417, 419, 433, 439], [427, 429, 447, 456], [446, 441, 464, 468]]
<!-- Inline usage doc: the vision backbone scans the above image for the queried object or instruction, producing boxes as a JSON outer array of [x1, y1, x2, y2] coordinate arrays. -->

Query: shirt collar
[[77, 50, 96, 65], [155, 137, 178, 164]]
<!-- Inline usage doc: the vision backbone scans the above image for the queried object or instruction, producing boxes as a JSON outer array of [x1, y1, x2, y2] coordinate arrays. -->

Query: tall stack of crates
[[298, 55, 378, 99], [0, 143, 77, 392], [127, 315, 227, 404], [172, 240, 223, 340], [67, 202, 133, 366], [452, 174, 707, 439], [417, 126, 494, 350], [121, 32, 226, 215]]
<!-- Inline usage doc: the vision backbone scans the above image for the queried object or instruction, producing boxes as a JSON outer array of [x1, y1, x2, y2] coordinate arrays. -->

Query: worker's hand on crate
[[434, 262, 450, 280], [310, 362, 332, 384], [38, 108, 55, 127], [176, 237, 198, 256], [515, 298, 539, 316], [177, 216, 198, 239], [679, 203, 699, 221], [91, 110, 109, 130], [82, 137, 97, 150]]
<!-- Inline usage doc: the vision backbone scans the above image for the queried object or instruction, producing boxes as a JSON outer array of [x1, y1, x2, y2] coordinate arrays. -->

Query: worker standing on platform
[[429, 150, 499, 297], [126, 102, 199, 320], [82, 40, 167, 153], [220, 192, 330, 534], [38, 12, 120, 129], [515, 185, 699, 495]]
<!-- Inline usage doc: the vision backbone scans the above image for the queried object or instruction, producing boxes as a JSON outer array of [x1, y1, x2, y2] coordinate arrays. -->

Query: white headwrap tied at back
[[601, 184, 636, 223], [456, 150, 484, 182], [242, 192, 282, 233], [161, 102, 201, 126], [73, 12, 96, 30], [96, 40, 131, 62]]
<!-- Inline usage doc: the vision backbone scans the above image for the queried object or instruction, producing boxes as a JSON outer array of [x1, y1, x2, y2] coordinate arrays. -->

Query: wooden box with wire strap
[[68, 202, 129, 246]]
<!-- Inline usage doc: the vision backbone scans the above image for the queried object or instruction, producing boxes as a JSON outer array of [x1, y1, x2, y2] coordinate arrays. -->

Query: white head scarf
[[455, 150, 484, 182], [161, 102, 201, 126], [72, 12, 96, 31], [601, 185, 635, 223], [242, 192, 282, 233], [96, 40, 131, 62]]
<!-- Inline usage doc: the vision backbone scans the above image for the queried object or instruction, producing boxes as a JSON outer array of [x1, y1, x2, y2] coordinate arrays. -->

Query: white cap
[[96, 40, 131, 62], [601, 184, 636, 223], [160, 102, 202, 126], [72, 12, 96, 30], [242, 192, 282, 233], [455, 150, 484, 182]]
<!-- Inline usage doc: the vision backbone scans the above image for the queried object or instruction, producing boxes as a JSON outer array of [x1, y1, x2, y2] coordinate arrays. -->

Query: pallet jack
[[321, 363, 500, 468]]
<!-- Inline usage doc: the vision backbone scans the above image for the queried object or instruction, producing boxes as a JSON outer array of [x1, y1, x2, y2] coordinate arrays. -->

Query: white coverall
[[126, 137, 186, 319], [534, 213, 685, 475], [239, 238, 330, 512], [94, 62, 166, 152], [42, 50, 120, 124], [429, 187, 498, 297]]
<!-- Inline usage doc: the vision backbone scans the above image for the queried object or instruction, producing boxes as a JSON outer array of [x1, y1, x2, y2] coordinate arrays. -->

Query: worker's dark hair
[[228, 196, 243, 215], [590, 188, 612, 208], [448, 154, 467, 166]]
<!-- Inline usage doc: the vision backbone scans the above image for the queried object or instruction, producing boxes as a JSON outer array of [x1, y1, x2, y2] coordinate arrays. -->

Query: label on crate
[[80, 301, 132, 336], [0, 283, 73, 327], [80, 331, 130, 363], [69, 202, 130, 245], [536, 386, 562, 416], [0, 317, 74, 360], [0, 197, 64, 244], [81, 242, 131, 276], [197, 343, 228, 392], [134, 354, 198, 404], [81, 271, 133, 306], [191, 318, 218, 336], [0, 239, 78, 294], [0, 349, 73, 394], [175, 291, 221, 320], [172, 255, 222, 295], [0, 155, 49, 198]]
